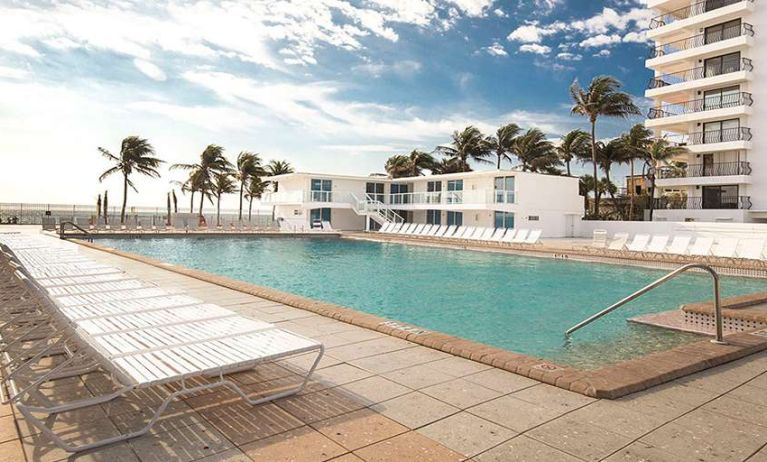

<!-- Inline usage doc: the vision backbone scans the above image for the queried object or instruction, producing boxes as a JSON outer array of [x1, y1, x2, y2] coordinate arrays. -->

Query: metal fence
[[0, 202, 274, 228]]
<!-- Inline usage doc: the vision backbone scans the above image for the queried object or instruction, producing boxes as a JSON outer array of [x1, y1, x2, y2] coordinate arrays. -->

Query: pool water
[[100, 237, 767, 369]]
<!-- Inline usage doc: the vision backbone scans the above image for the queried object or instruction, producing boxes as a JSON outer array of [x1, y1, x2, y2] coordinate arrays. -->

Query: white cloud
[[0, 65, 30, 79], [353, 60, 423, 78], [446, 0, 495, 17], [519, 43, 551, 55], [579, 34, 622, 48], [507, 21, 564, 43], [133, 59, 167, 81], [556, 52, 582, 61], [483, 42, 508, 57], [593, 49, 611, 57], [127, 101, 258, 131], [493, 8, 508, 17], [622, 31, 648, 44]]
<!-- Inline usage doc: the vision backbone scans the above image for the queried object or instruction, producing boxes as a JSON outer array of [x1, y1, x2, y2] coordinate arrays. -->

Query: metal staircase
[[347, 193, 403, 228]]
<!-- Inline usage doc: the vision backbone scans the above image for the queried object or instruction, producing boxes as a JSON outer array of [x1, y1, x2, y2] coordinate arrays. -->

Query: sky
[[0, 0, 654, 209]]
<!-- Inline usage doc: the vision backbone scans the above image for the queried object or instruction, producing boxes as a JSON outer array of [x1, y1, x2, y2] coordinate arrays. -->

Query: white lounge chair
[[591, 229, 608, 248], [627, 234, 650, 253], [511, 229, 528, 243], [389, 222, 403, 234], [379, 223, 393, 233], [321, 221, 333, 231], [2, 236, 324, 453], [452, 226, 468, 239], [465, 227, 486, 240], [607, 233, 630, 251], [399, 223, 415, 234], [501, 229, 517, 244], [712, 238, 739, 258], [688, 237, 715, 257], [410, 224, 424, 235], [645, 235, 669, 254], [665, 235, 692, 255], [418, 225, 433, 236], [427, 225, 443, 236], [478, 228, 496, 241], [490, 228, 506, 241], [738, 239, 766, 260], [524, 229, 542, 245], [440, 225, 456, 238]]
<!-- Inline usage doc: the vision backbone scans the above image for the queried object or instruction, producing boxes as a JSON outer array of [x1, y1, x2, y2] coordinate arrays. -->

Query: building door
[[310, 179, 332, 202], [702, 154, 714, 176], [366, 182, 385, 202], [704, 52, 740, 78], [702, 185, 738, 209]]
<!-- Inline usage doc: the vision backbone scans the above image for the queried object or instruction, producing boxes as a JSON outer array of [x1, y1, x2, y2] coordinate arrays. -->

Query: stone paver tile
[[229, 362, 296, 386], [421, 378, 501, 409], [20, 417, 131, 462], [279, 352, 342, 372], [18, 406, 107, 439], [326, 338, 415, 362], [474, 435, 582, 462], [641, 408, 767, 462], [381, 365, 455, 390], [468, 395, 565, 433], [109, 400, 202, 436], [350, 348, 444, 375], [613, 382, 718, 421], [0, 440, 25, 462], [702, 395, 767, 428], [672, 369, 745, 395], [276, 387, 367, 424], [0, 402, 13, 419], [313, 333, 361, 349], [200, 402, 304, 446], [193, 448, 254, 462], [371, 392, 459, 429], [240, 426, 346, 462], [527, 416, 632, 462], [417, 412, 516, 458], [337, 376, 411, 406], [511, 384, 594, 412], [602, 441, 700, 462], [130, 421, 233, 462], [335, 328, 385, 344], [463, 368, 539, 394], [726, 384, 767, 407], [426, 357, 491, 378], [353, 431, 464, 462], [329, 454, 365, 462], [565, 400, 668, 439], [312, 364, 373, 388], [312, 409, 408, 451], [748, 448, 767, 462]]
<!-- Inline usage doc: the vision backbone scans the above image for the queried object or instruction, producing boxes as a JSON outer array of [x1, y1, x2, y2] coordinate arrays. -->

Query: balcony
[[650, 0, 752, 29], [666, 127, 752, 146], [654, 195, 752, 209], [260, 189, 517, 207], [647, 58, 752, 89], [648, 92, 752, 119], [648, 23, 753, 58], [657, 161, 751, 179]]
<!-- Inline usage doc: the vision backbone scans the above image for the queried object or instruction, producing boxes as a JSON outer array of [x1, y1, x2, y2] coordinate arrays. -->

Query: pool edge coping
[[72, 238, 767, 399]]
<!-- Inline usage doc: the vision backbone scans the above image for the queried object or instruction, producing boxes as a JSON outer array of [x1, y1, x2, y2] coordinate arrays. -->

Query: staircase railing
[[565, 264, 726, 344], [347, 193, 404, 224]]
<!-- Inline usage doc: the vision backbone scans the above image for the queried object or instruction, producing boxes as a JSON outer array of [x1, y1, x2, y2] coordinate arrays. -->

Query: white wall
[[576, 219, 767, 239]]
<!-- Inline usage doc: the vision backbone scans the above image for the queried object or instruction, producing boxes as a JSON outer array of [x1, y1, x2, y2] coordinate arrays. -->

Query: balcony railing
[[647, 58, 752, 89], [650, 0, 752, 29], [654, 195, 751, 210], [657, 161, 751, 178], [648, 92, 753, 118], [648, 23, 753, 58], [261, 189, 518, 206], [666, 127, 753, 146]]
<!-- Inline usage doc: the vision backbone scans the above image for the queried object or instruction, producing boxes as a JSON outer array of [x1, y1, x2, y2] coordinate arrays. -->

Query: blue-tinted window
[[494, 211, 514, 229], [447, 211, 463, 226], [427, 210, 441, 225]]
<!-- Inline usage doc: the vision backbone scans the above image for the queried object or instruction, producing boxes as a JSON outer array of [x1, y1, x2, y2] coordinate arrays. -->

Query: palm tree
[[103, 191, 109, 224], [170, 145, 232, 218], [385, 154, 412, 178], [96, 194, 102, 224], [235, 152, 265, 221], [487, 123, 522, 169], [385, 150, 435, 178], [595, 139, 626, 202], [212, 172, 237, 227], [513, 128, 561, 173], [557, 129, 590, 176], [429, 157, 464, 175], [434, 126, 492, 172], [644, 138, 689, 220], [98, 136, 163, 224], [265, 160, 294, 192], [569, 76, 641, 217], [245, 176, 267, 221], [617, 124, 653, 220]]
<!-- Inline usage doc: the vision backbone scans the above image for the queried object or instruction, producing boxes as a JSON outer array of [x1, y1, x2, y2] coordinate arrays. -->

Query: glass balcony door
[[310, 179, 332, 202], [703, 86, 739, 111], [366, 182, 385, 203], [702, 185, 738, 209], [704, 52, 741, 78]]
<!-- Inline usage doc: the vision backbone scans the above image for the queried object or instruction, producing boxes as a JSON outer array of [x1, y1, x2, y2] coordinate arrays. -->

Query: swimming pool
[[99, 236, 767, 368]]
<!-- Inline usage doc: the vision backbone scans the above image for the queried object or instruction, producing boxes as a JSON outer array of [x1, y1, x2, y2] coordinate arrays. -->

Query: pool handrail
[[564, 263, 726, 344]]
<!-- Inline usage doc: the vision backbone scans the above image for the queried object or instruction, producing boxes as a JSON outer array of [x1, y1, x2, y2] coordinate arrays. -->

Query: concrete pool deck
[[5, 240, 767, 461]]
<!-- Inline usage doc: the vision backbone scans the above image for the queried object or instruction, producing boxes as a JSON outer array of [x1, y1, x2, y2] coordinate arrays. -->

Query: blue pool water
[[100, 237, 767, 368]]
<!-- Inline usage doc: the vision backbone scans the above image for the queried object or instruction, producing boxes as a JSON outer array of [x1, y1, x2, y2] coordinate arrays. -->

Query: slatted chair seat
[[59, 295, 203, 320], [45, 279, 150, 296], [77, 305, 235, 335]]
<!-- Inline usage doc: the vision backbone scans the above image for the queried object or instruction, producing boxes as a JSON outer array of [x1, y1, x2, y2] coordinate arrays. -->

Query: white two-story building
[[260, 170, 584, 237]]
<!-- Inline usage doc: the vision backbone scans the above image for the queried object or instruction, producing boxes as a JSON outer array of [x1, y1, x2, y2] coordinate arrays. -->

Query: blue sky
[[0, 0, 652, 207]]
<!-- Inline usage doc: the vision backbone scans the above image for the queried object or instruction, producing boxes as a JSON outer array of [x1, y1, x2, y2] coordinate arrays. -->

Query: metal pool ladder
[[565, 263, 727, 345]]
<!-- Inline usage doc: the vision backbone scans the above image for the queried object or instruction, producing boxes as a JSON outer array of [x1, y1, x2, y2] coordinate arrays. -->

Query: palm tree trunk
[[248, 197, 253, 221], [566, 160, 571, 176], [216, 194, 221, 227], [497, 155, 501, 170], [198, 188, 205, 219], [190, 191, 195, 214], [648, 167, 656, 221], [238, 181, 244, 221], [120, 174, 128, 224], [628, 160, 635, 221], [590, 121, 599, 218]]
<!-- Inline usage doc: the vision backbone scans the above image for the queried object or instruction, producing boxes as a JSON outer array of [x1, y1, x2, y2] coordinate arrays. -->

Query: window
[[494, 211, 515, 229], [390, 183, 409, 204], [310, 179, 332, 202], [703, 86, 740, 111], [703, 119, 739, 143], [702, 185, 739, 209], [704, 52, 741, 78], [366, 182, 385, 203], [426, 181, 442, 204], [310, 208, 331, 225], [446, 211, 463, 226], [494, 176, 515, 203], [446, 180, 463, 204], [426, 210, 441, 225], [427, 181, 442, 192], [704, 19, 741, 45]]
